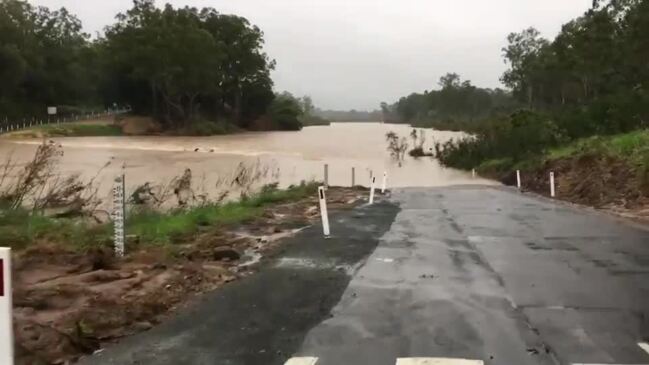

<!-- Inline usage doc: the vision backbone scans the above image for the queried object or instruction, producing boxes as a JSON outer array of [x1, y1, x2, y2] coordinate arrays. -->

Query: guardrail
[[0, 108, 131, 135]]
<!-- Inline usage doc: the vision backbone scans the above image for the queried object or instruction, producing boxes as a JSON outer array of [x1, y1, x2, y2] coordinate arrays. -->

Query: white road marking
[[376, 258, 394, 263], [572, 343, 649, 365], [639, 342, 649, 355], [284, 357, 318, 365], [396, 358, 484, 365]]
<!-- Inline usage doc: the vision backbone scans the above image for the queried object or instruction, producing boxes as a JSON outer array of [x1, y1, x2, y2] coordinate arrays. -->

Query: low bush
[[181, 120, 239, 136]]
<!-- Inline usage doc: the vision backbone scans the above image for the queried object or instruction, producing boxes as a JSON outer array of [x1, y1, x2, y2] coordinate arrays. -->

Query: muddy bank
[[496, 154, 649, 223], [78, 199, 399, 365], [12, 187, 368, 365]]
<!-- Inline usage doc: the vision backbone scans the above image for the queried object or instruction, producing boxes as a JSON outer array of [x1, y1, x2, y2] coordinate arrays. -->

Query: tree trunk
[[234, 86, 242, 125], [161, 91, 186, 125], [188, 93, 199, 121], [151, 80, 158, 117]]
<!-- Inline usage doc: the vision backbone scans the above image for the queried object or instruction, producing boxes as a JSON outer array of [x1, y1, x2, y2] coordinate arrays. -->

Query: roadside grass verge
[[477, 130, 649, 178], [0, 182, 319, 250], [548, 130, 649, 163], [0, 206, 111, 250]]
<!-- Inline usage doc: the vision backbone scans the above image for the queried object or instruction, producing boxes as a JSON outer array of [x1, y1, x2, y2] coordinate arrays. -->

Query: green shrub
[[127, 181, 318, 245], [269, 95, 303, 131], [40, 124, 123, 137], [182, 120, 239, 136], [437, 110, 562, 170]]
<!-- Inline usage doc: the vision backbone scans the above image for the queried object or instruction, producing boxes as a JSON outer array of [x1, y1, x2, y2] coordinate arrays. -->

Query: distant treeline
[[314, 109, 383, 122], [382, 73, 518, 130], [0, 0, 323, 133], [385, 0, 649, 172]]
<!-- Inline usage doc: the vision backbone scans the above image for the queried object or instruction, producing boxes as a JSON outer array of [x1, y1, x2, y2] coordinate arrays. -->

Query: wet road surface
[[81, 186, 649, 365]]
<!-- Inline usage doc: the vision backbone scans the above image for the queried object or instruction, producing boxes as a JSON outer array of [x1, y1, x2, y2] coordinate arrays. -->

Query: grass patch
[[548, 130, 649, 161], [8, 123, 124, 138], [477, 158, 514, 175], [0, 182, 319, 250], [39, 123, 124, 137], [128, 182, 318, 245], [0, 207, 111, 250]]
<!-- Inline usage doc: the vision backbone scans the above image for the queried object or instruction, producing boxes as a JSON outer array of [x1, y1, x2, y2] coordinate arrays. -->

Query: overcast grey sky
[[30, 0, 591, 110]]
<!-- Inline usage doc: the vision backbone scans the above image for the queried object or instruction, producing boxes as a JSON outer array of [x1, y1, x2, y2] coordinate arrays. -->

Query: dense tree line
[[500, 0, 649, 138], [0, 0, 97, 118], [387, 73, 516, 126], [0, 0, 308, 131], [394, 0, 649, 170]]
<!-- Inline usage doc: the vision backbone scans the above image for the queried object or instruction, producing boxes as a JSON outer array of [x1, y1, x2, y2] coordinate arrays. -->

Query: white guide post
[[0, 248, 14, 365], [550, 171, 556, 198], [318, 186, 330, 237], [351, 167, 355, 187], [369, 176, 376, 204], [516, 170, 522, 190], [324, 164, 329, 188], [381, 171, 387, 193]]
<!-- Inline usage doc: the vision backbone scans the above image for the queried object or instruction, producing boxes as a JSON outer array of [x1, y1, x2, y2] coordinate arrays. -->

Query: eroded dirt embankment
[[13, 187, 366, 365], [497, 154, 649, 222]]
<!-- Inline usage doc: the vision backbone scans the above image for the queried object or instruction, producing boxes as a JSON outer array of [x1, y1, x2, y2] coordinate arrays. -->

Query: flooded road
[[0, 122, 496, 199]]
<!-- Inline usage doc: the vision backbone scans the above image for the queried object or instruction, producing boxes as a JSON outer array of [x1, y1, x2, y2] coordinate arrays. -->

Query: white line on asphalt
[[284, 357, 319, 365], [572, 344, 649, 365], [639, 342, 649, 355], [396, 358, 484, 365]]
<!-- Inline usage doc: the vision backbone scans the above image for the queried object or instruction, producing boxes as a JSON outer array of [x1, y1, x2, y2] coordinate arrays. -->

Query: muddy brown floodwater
[[0, 122, 497, 200]]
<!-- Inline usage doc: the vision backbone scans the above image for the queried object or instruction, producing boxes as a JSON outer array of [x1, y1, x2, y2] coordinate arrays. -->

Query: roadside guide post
[[324, 164, 329, 188], [318, 186, 330, 238], [369, 176, 376, 204], [550, 172, 556, 198], [351, 167, 355, 187], [0, 247, 14, 365], [472, 169, 476, 179], [381, 171, 387, 193], [517, 170, 522, 190], [113, 167, 126, 257]]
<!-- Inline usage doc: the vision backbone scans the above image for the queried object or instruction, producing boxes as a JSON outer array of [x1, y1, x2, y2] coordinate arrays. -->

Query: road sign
[[47, 106, 57, 115]]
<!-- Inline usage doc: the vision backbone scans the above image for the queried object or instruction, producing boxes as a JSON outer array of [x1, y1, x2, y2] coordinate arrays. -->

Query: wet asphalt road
[[81, 186, 649, 365]]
